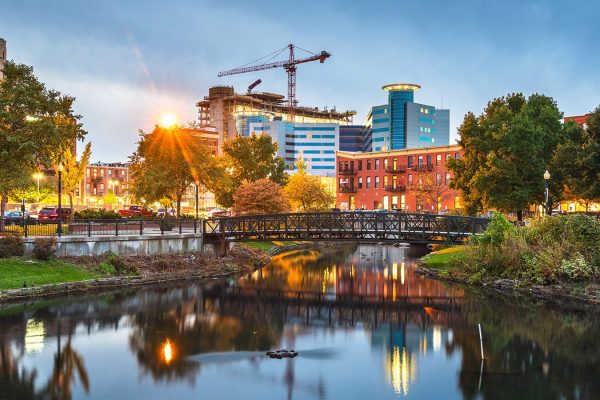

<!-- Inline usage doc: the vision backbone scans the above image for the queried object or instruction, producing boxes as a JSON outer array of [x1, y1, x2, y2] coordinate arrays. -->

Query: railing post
[[115, 219, 119, 236], [194, 219, 197, 234], [57, 218, 62, 238], [140, 218, 143, 235], [179, 218, 182, 234], [87, 219, 91, 237], [24, 219, 28, 238]]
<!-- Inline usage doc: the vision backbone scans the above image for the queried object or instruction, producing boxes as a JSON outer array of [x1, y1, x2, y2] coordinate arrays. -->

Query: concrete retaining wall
[[24, 234, 204, 257]]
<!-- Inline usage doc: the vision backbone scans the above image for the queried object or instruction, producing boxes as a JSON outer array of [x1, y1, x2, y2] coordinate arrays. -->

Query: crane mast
[[218, 44, 331, 122]]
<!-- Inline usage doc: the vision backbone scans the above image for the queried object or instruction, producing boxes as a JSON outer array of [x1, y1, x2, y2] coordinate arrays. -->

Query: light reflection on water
[[1, 244, 600, 399]]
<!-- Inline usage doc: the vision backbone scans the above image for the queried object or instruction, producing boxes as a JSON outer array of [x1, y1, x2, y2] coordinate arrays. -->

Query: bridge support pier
[[208, 240, 230, 257]]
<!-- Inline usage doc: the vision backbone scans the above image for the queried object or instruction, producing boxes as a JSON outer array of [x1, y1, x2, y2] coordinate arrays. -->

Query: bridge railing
[[204, 211, 490, 244]]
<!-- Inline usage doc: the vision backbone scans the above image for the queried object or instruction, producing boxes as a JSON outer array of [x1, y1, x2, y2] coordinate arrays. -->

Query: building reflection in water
[[24, 318, 45, 354]]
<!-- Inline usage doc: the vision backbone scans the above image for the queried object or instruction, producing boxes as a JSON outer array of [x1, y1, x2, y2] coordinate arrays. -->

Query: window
[[408, 174, 413, 186], [407, 156, 413, 168], [375, 176, 380, 188], [374, 159, 380, 170], [383, 176, 389, 186], [100, 169, 104, 176], [426, 155, 432, 166], [383, 158, 389, 169], [100, 183, 104, 190], [108, 169, 112, 176], [436, 173, 442, 185], [350, 161, 354, 171], [392, 196, 398, 209], [366, 177, 371, 189], [455, 153, 461, 159], [358, 160, 362, 171], [436, 154, 442, 166], [393, 158, 397, 169], [366, 160, 371, 170], [358, 177, 363, 189], [338, 162, 342, 171], [418, 156, 423, 166], [445, 173, 451, 185]]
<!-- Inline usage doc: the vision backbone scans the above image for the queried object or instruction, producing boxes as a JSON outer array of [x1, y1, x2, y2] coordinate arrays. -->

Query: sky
[[2, 0, 599, 162]]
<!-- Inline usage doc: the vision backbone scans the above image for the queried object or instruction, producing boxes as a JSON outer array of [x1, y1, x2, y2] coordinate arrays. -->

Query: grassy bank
[[0, 257, 99, 290], [422, 213, 600, 287], [421, 246, 466, 272]]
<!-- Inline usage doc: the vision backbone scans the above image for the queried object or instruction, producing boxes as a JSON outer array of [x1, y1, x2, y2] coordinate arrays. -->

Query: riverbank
[[0, 244, 271, 303], [0, 240, 336, 304], [419, 245, 600, 306]]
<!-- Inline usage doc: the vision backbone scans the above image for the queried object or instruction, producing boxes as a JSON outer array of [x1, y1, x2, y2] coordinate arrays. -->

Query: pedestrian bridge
[[203, 211, 490, 246]]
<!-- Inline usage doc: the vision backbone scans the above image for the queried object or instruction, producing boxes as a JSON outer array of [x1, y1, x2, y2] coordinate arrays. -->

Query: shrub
[[159, 218, 175, 232], [75, 209, 122, 219], [98, 252, 137, 275], [477, 212, 516, 245], [0, 232, 25, 258], [33, 237, 56, 260], [559, 253, 594, 281]]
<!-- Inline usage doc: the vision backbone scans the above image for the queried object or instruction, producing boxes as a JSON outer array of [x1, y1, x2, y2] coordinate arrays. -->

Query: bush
[[33, 237, 56, 260], [559, 253, 593, 281], [159, 218, 175, 231], [74, 209, 122, 219], [98, 252, 137, 276], [0, 232, 25, 258]]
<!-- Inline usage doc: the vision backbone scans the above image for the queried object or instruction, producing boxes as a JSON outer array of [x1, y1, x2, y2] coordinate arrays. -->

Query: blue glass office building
[[363, 84, 449, 151]]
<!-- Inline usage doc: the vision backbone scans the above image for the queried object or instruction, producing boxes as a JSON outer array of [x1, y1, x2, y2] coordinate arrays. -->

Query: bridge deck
[[204, 211, 490, 245]]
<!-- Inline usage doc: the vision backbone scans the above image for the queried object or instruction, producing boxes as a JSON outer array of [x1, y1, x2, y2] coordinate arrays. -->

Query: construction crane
[[218, 44, 331, 122]]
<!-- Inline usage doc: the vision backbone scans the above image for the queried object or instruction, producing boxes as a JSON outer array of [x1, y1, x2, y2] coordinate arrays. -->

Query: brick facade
[[336, 145, 463, 212]]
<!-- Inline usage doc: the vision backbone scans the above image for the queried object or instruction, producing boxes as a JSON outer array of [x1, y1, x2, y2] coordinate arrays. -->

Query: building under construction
[[196, 85, 356, 153]]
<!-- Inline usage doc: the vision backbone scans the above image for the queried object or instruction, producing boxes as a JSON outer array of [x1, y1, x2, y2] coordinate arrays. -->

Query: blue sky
[[2, 0, 599, 161]]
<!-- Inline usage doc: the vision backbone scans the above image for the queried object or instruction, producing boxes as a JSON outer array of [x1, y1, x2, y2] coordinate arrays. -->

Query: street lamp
[[57, 163, 64, 236], [195, 181, 200, 219], [544, 170, 551, 216], [32, 172, 44, 202]]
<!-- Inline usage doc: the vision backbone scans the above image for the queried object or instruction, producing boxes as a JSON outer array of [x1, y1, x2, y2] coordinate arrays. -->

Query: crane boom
[[217, 44, 331, 122]]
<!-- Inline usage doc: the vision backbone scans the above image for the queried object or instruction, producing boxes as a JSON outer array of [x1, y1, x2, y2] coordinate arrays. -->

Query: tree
[[232, 178, 289, 216], [129, 126, 220, 217], [284, 159, 335, 211], [411, 167, 454, 213], [554, 107, 600, 209], [0, 61, 86, 230], [448, 93, 563, 220], [53, 142, 92, 218], [215, 134, 287, 208]]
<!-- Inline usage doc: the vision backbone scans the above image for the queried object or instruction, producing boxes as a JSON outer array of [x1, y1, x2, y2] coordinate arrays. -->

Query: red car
[[38, 207, 72, 223], [118, 205, 154, 218]]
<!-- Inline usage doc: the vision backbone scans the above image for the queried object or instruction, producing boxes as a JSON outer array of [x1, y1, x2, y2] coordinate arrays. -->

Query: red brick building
[[564, 114, 590, 128], [336, 145, 463, 212]]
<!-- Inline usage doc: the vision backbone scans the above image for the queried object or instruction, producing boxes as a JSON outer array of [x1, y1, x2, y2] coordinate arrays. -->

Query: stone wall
[[24, 234, 204, 257]]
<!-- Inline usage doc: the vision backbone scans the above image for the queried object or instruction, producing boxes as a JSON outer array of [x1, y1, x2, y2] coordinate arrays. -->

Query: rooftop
[[382, 83, 421, 92]]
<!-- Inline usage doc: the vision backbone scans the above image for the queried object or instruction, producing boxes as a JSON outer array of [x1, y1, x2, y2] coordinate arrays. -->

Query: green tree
[[232, 178, 289, 215], [54, 142, 92, 218], [554, 107, 600, 209], [129, 125, 220, 217], [448, 93, 563, 220], [0, 61, 85, 229], [215, 134, 287, 207], [284, 159, 334, 211]]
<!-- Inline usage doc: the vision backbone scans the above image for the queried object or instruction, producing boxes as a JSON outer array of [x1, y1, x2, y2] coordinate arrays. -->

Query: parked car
[[2, 211, 38, 225], [207, 208, 229, 218], [157, 208, 175, 218], [118, 205, 154, 218], [38, 207, 72, 223]]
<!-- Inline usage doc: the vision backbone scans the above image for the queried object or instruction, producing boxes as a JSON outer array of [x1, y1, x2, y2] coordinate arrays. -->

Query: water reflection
[[0, 244, 600, 399]]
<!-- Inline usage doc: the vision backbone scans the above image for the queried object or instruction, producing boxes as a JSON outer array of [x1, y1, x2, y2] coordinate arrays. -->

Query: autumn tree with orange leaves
[[129, 125, 221, 217]]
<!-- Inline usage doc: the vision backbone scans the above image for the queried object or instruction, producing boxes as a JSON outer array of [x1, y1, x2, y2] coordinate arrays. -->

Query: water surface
[[1, 244, 599, 399]]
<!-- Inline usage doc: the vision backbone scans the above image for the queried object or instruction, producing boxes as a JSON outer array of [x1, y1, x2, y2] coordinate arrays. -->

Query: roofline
[[336, 144, 461, 158]]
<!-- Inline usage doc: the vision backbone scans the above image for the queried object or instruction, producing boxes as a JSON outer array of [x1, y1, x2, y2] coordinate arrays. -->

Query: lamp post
[[195, 181, 200, 219], [57, 164, 64, 236], [32, 172, 44, 203], [544, 170, 551, 216]]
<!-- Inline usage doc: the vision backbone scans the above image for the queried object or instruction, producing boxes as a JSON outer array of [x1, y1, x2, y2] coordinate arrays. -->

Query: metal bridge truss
[[204, 211, 490, 244]]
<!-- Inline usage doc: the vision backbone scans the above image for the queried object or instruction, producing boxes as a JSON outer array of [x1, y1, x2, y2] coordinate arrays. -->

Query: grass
[[242, 241, 278, 252], [0, 257, 99, 291], [421, 245, 466, 271]]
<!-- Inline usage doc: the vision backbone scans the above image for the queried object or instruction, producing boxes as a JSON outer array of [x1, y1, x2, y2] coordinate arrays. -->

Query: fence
[[2, 219, 202, 237]]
